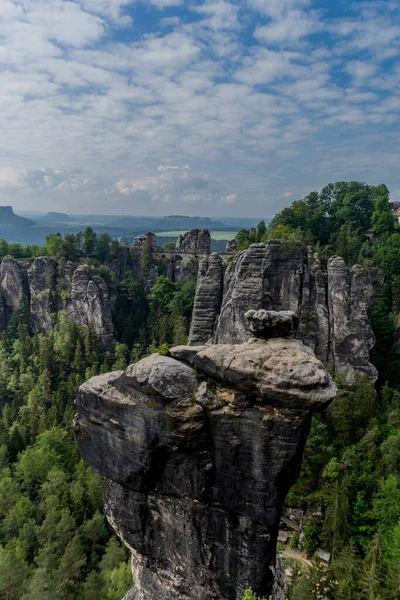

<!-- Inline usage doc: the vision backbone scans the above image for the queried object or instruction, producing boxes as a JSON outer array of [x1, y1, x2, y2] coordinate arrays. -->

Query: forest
[[0, 230, 196, 599], [0, 181, 399, 599]]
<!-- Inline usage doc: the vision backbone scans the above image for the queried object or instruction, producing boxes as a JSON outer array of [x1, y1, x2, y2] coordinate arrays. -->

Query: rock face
[[225, 239, 238, 255], [327, 257, 377, 384], [67, 266, 114, 344], [189, 241, 378, 384], [175, 229, 211, 254], [245, 309, 298, 340], [0, 256, 30, 327], [214, 242, 304, 345], [189, 253, 225, 345], [28, 257, 58, 333], [0, 256, 115, 343], [75, 312, 337, 600], [132, 232, 157, 261]]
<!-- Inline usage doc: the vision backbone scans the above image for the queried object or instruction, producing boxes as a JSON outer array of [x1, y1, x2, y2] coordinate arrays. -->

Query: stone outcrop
[[132, 232, 157, 261], [172, 255, 198, 284], [74, 311, 337, 600], [175, 229, 211, 254], [189, 253, 225, 345], [0, 256, 30, 327], [28, 257, 58, 333], [189, 241, 378, 384], [327, 257, 377, 384], [214, 242, 303, 345], [67, 266, 114, 344], [0, 256, 116, 343], [226, 239, 238, 255]]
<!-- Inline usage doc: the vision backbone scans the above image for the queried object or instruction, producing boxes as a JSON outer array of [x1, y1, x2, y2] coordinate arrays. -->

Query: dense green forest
[[0, 229, 195, 599], [260, 182, 400, 600], [1, 182, 400, 599]]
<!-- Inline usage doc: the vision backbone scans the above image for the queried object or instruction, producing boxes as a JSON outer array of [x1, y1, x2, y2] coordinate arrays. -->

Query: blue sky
[[0, 0, 399, 217]]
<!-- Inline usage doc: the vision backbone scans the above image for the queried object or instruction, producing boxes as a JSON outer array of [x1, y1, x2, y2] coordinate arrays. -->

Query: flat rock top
[[81, 338, 336, 413], [171, 338, 337, 410]]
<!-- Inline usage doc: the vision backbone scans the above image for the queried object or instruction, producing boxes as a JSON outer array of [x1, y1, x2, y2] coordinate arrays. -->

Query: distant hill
[[154, 215, 225, 230], [37, 212, 77, 224], [0, 206, 36, 227]]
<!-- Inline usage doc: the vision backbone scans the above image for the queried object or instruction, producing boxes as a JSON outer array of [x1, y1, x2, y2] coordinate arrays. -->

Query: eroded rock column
[[74, 311, 337, 600]]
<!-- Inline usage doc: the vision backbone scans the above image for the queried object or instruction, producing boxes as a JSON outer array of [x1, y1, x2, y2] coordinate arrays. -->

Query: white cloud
[[192, 1, 239, 31], [158, 164, 190, 171], [0, 0, 399, 215], [220, 193, 238, 204]]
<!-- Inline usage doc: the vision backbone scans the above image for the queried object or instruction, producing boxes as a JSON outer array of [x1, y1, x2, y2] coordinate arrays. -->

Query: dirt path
[[281, 547, 312, 568]]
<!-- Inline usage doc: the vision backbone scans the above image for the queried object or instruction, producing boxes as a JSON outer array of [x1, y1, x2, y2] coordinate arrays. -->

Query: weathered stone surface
[[115, 354, 198, 400], [176, 229, 211, 254], [168, 344, 207, 364], [173, 255, 198, 283], [297, 248, 330, 363], [132, 232, 157, 260], [214, 242, 304, 345], [75, 333, 337, 600], [67, 266, 114, 344], [28, 257, 58, 333], [0, 256, 29, 326], [189, 241, 378, 384], [191, 338, 336, 410], [188, 253, 225, 345], [245, 309, 298, 339], [327, 256, 377, 383], [226, 239, 238, 254]]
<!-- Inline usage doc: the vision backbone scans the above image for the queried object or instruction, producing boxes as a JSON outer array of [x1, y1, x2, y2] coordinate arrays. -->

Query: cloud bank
[[0, 0, 399, 216]]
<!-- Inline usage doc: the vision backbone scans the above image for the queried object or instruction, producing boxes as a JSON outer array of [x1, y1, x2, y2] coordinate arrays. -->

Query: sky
[[0, 0, 399, 217]]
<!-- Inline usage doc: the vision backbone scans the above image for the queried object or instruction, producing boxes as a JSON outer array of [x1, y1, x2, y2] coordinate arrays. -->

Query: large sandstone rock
[[225, 239, 238, 255], [327, 257, 377, 383], [172, 255, 198, 283], [189, 241, 378, 384], [66, 266, 114, 344], [75, 318, 337, 600], [28, 257, 58, 333], [0, 257, 115, 342], [189, 253, 225, 345], [132, 232, 157, 262], [215, 242, 304, 345], [176, 229, 210, 254], [0, 256, 29, 326]]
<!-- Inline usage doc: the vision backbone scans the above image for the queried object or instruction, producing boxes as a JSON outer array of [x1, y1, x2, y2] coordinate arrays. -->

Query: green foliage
[[269, 181, 392, 250], [242, 588, 269, 600], [82, 227, 97, 257], [282, 182, 400, 600], [165, 241, 176, 252], [0, 312, 132, 599]]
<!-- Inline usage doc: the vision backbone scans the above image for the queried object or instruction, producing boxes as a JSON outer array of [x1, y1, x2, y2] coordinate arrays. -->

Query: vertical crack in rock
[[74, 311, 337, 600]]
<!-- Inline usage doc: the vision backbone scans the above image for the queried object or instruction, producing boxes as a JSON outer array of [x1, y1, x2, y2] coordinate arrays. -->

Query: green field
[[156, 230, 239, 240]]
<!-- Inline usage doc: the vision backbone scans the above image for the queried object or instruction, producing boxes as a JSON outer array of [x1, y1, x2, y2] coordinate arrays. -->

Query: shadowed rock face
[[0, 256, 116, 343], [0, 256, 30, 327], [189, 253, 225, 345], [28, 257, 58, 333], [189, 241, 378, 384], [74, 312, 337, 600], [175, 229, 211, 254], [67, 266, 115, 344]]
